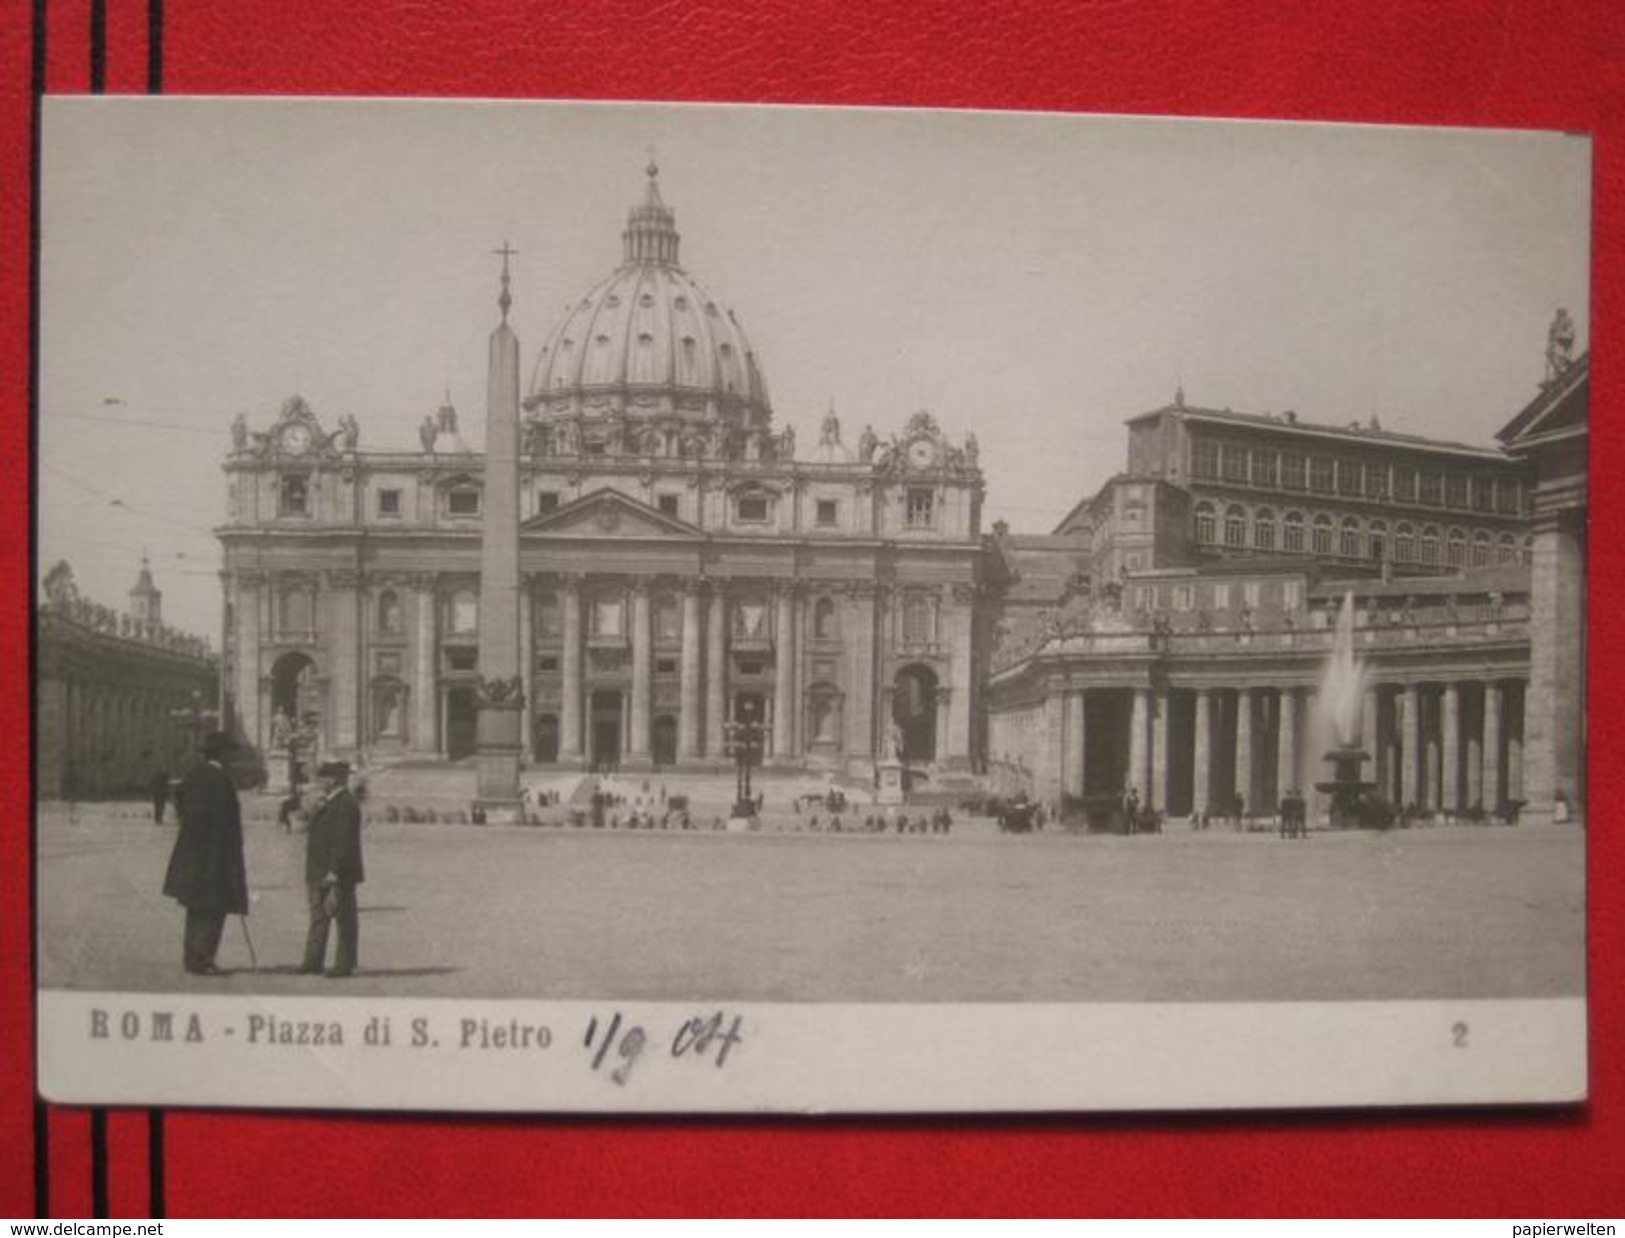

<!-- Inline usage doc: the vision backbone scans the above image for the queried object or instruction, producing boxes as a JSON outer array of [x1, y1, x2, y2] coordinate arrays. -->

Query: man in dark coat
[[161, 731, 248, 975], [149, 767, 171, 824], [300, 760, 364, 978]]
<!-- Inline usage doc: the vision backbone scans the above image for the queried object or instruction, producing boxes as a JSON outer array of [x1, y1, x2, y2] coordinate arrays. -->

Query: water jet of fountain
[[1312, 591, 1381, 827]]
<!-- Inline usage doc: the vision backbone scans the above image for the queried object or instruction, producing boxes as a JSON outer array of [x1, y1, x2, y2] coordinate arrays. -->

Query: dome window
[[705, 302, 718, 316], [640, 293, 655, 307], [595, 334, 611, 346], [637, 332, 655, 346], [674, 296, 689, 311], [718, 343, 733, 357], [562, 338, 575, 349], [606, 294, 621, 308]]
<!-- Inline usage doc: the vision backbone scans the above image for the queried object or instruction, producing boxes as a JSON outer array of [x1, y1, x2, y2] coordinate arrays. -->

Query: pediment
[[521, 487, 705, 541]]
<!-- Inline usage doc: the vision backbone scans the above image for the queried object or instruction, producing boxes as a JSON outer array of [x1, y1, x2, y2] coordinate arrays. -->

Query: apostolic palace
[[41, 165, 1587, 828]]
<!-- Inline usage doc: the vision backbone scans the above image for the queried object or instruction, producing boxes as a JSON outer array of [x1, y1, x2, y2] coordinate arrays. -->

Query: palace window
[[655, 596, 681, 642], [1283, 580, 1302, 610], [1395, 523, 1415, 563], [592, 597, 624, 638], [1243, 581, 1261, 608], [1368, 520, 1388, 562], [658, 494, 680, 517], [536, 593, 561, 639], [377, 488, 401, 518], [1173, 584, 1194, 612], [1253, 508, 1276, 551], [447, 487, 480, 517], [536, 491, 559, 515], [1194, 501, 1217, 545], [1212, 583, 1231, 610], [813, 596, 838, 640], [449, 589, 478, 635], [278, 585, 314, 635], [1281, 452, 1306, 490], [1365, 466, 1388, 500], [1419, 472, 1442, 506], [1192, 440, 1220, 480], [1498, 533, 1518, 566], [1338, 458, 1364, 497], [1134, 585, 1155, 612], [1282, 511, 1305, 554], [1221, 445, 1249, 484], [1446, 473, 1469, 509], [902, 594, 935, 645], [278, 473, 309, 517], [1419, 526, 1441, 565], [905, 488, 936, 528], [1393, 465, 1418, 503], [1496, 480, 1523, 516], [376, 589, 402, 636], [735, 495, 770, 523], [1471, 476, 1494, 513], [1472, 532, 1492, 568], [1311, 514, 1333, 556], [1224, 505, 1246, 548], [1309, 457, 1334, 494], [1251, 449, 1278, 488], [1447, 528, 1467, 568], [1340, 516, 1361, 559], [816, 499, 839, 527]]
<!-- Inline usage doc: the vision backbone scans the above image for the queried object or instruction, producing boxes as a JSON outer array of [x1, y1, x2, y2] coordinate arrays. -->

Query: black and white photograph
[[34, 98, 1589, 1112]]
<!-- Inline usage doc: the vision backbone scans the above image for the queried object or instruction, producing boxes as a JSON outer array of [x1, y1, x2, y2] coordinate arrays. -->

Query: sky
[[39, 98, 1591, 642]]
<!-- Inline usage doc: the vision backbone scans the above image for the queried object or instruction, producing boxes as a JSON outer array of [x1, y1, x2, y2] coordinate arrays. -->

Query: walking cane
[[238, 915, 259, 971]]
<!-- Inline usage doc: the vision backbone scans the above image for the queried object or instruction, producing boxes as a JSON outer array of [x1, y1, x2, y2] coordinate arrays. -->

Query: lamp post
[[723, 700, 765, 819]]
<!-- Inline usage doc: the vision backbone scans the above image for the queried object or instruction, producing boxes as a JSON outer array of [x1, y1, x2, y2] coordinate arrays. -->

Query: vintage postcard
[[34, 98, 1588, 1112]]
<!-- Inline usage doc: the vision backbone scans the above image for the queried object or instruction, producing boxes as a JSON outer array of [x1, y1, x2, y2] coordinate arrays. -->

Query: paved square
[[38, 804, 1583, 1002]]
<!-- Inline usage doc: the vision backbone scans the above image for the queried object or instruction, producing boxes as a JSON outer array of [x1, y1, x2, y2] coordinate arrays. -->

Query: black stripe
[[147, 0, 162, 93], [28, 0, 48, 1218], [90, 0, 106, 92], [147, 1111, 166, 1219], [90, 1110, 108, 1217]]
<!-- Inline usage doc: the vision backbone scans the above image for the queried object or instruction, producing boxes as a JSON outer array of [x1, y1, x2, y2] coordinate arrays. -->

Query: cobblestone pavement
[[37, 802, 1583, 1002]]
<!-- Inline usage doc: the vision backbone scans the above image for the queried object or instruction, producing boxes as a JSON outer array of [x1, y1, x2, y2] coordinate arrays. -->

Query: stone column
[[843, 582, 877, 766], [1362, 684, 1380, 778], [944, 582, 976, 767], [1063, 690, 1086, 797], [1150, 689, 1170, 811], [1441, 683, 1461, 815], [1465, 686, 1483, 813], [1127, 687, 1150, 802], [558, 576, 584, 765], [1400, 684, 1419, 810], [413, 574, 438, 755], [1235, 688, 1254, 816], [1042, 692, 1067, 807], [1507, 681, 1525, 804], [706, 584, 728, 760], [327, 569, 362, 753], [233, 570, 264, 748], [519, 579, 536, 762], [678, 582, 702, 761], [1192, 687, 1212, 818], [628, 580, 653, 764], [1277, 687, 1299, 800], [1483, 680, 1504, 817], [772, 582, 798, 762]]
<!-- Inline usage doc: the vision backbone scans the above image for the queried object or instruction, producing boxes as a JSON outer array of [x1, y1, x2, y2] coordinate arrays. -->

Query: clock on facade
[[281, 423, 313, 455], [906, 437, 939, 469]]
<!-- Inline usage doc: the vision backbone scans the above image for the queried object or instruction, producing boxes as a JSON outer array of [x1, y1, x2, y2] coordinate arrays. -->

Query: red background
[[2, 0, 1621, 1217]]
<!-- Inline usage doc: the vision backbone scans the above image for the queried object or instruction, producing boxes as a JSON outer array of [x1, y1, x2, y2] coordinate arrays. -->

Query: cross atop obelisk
[[494, 241, 518, 323]]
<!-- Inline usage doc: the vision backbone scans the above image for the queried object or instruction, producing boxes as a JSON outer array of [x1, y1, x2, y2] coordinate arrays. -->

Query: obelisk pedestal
[[475, 244, 525, 822]]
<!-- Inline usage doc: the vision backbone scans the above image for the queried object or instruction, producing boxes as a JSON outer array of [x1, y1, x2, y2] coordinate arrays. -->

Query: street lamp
[[722, 701, 765, 819]]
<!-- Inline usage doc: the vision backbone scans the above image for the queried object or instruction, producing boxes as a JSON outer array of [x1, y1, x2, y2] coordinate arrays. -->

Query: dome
[[525, 165, 772, 430]]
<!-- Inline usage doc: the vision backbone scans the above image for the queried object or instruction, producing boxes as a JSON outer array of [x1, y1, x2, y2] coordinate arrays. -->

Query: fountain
[[1312, 591, 1384, 828]]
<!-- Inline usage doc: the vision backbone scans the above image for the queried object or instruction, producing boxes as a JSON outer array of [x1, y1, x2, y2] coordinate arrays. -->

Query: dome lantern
[[622, 162, 680, 266]]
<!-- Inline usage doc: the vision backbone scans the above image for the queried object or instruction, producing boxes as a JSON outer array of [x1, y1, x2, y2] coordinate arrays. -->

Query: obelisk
[[474, 242, 524, 820]]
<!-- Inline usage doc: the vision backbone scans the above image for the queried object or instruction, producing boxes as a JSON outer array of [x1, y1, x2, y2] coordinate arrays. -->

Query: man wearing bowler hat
[[161, 730, 248, 976], [300, 760, 364, 978]]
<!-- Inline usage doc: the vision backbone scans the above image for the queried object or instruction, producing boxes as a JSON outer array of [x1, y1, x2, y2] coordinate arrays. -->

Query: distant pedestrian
[[149, 768, 171, 824], [161, 731, 247, 976]]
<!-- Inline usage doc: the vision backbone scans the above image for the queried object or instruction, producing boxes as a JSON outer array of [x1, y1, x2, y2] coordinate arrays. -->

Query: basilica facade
[[217, 168, 985, 780]]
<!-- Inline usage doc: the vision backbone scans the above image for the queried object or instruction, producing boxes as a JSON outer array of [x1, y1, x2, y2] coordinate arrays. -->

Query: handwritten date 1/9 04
[[583, 1011, 744, 1085]]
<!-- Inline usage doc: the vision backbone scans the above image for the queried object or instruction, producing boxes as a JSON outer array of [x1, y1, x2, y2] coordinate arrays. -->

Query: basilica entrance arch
[[892, 664, 939, 764], [534, 713, 560, 765], [445, 688, 477, 760], [270, 651, 318, 737], [590, 689, 622, 771]]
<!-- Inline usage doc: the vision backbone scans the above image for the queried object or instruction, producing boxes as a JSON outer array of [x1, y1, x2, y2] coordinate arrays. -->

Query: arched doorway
[[534, 713, 560, 764], [892, 664, 939, 763], [270, 651, 319, 749], [445, 688, 477, 760], [652, 715, 678, 767]]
